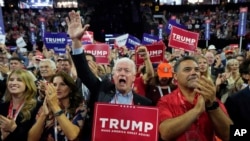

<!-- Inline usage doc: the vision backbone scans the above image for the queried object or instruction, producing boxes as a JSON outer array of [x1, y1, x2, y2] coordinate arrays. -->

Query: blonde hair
[[196, 55, 212, 81], [225, 59, 239, 73], [5, 69, 37, 122]]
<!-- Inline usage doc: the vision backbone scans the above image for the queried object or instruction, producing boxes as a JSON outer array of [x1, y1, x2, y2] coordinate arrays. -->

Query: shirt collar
[[115, 90, 133, 97]]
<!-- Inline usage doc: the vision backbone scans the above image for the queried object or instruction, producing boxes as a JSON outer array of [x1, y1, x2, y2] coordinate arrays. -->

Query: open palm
[[66, 11, 89, 40]]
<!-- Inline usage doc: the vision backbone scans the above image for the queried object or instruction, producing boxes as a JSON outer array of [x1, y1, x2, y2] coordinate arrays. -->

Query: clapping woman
[[0, 69, 41, 141], [28, 71, 87, 141]]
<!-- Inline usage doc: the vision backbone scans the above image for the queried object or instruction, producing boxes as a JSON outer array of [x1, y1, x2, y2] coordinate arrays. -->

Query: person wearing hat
[[224, 49, 234, 60], [145, 62, 177, 105], [208, 44, 217, 55]]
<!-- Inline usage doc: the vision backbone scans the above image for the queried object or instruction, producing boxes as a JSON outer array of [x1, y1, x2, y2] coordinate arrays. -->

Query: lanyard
[[177, 91, 187, 112], [114, 94, 134, 105], [8, 101, 25, 121], [54, 111, 69, 141], [157, 86, 171, 97]]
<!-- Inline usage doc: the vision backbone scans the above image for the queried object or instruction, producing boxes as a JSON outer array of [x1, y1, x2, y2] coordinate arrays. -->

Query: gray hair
[[39, 59, 57, 70], [112, 57, 136, 75]]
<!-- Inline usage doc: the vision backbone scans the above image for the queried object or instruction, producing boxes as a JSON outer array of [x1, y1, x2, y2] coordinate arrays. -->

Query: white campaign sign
[[16, 37, 27, 48], [115, 34, 129, 47]]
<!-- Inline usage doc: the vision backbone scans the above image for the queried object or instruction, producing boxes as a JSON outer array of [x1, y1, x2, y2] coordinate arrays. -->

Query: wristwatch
[[206, 101, 219, 111], [54, 110, 64, 117]]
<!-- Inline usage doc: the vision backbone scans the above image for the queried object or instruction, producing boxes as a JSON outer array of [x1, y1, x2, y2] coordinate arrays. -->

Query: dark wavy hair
[[50, 71, 84, 118]]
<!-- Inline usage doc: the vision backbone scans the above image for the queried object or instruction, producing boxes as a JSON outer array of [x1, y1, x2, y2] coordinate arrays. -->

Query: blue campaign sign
[[126, 35, 141, 50], [166, 19, 187, 34], [30, 28, 36, 45], [40, 17, 46, 39], [238, 7, 248, 36], [0, 7, 5, 34], [205, 20, 210, 40], [142, 33, 159, 45], [44, 32, 67, 53]]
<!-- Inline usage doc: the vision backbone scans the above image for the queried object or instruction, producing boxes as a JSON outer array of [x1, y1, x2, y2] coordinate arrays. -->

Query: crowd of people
[[0, 4, 250, 141], [1, 3, 250, 48]]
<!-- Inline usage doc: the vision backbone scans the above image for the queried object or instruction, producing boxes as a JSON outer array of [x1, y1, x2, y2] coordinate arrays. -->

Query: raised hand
[[37, 80, 47, 100], [66, 10, 90, 41], [193, 95, 205, 115], [42, 97, 50, 116], [136, 46, 149, 61], [45, 83, 59, 112], [0, 64, 9, 75], [194, 76, 216, 107]]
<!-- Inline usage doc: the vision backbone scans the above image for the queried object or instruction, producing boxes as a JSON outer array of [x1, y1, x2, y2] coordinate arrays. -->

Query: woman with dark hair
[[28, 71, 87, 141], [0, 69, 41, 141]]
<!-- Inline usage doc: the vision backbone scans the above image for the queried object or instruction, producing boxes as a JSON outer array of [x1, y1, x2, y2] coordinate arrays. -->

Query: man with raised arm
[[66, 10, 152, 141]]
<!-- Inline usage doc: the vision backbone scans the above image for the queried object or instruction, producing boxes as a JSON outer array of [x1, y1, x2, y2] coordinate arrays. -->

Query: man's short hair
[[39, 59, 57, 70], [112, 57, 136, 75], [174, 56, 198, 73], [85, 53, 96, 62], [9, 57, 23, 64], [61, 58, 72, 66], [239, 58, 250, 74]]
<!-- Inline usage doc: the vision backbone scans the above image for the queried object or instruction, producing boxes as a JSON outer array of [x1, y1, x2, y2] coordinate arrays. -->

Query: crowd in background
[[2, 3, 250, 49]]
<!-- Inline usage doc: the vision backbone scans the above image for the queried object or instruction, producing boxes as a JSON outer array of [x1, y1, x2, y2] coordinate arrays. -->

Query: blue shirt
[[72, 48, 83, 55], [110, 90, 133, 105]]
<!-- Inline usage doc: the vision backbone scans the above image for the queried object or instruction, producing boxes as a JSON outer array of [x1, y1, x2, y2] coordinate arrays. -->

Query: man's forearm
[[159, 108, 200, 141], [143, 58, 154, 83], [72, 39, 82, 49], [208, 107, 232, 141]]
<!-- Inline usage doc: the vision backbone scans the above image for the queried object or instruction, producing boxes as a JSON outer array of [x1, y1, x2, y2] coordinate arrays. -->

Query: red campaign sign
[[168, 26, 199, 52], [229, 44, 239, 49], [84, 44, 110, 64], [92, 103, 159, 141], [135, 41, 165, 65], [82, 31, 94, 44]]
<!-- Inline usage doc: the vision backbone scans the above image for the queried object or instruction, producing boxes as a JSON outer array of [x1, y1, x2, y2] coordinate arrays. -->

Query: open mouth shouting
[[119, 78, 126, 85]]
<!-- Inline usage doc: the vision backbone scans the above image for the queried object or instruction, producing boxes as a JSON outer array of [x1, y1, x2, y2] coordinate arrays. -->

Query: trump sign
[[84, 44, 110, 64], [135, 41, 165, 65], [168, 26, 199, 52], [92, 103, 159, 141]]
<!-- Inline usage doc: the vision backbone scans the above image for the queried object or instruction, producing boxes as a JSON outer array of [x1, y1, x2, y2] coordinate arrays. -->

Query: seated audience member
[[157, 56, 232, 141], [0, 69, 41, 141], [28, 71, 87, 141]]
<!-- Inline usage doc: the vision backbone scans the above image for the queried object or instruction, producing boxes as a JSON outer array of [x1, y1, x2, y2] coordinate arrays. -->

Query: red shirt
[[157, 88, 227, 141], [133, 76, 146, 96]]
